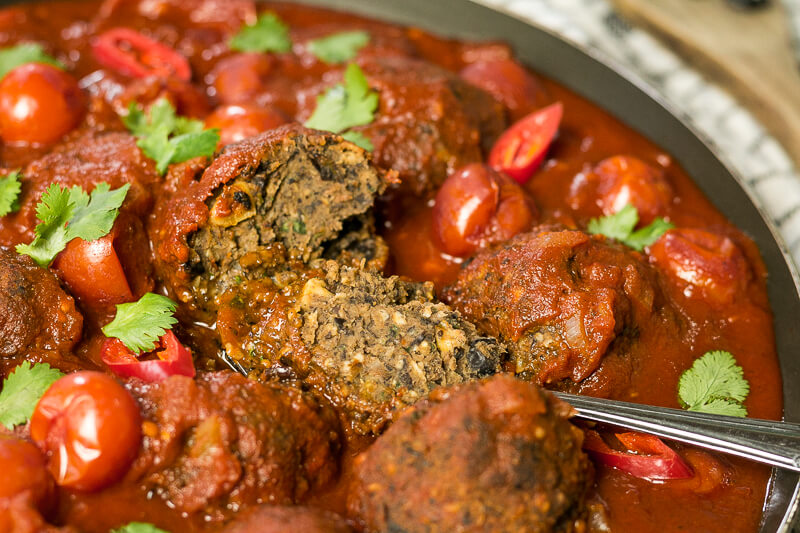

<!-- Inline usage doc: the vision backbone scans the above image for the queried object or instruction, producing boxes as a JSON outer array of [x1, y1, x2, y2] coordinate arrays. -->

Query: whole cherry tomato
[[460, 58, 547, 117], [210, 53, 273, 105], [649, 228, 750, 306], [432, 163, 537, 257], [205, 104, 288, 146], [30, 371, 141, 492], [488, 102, 563, 184], [0, 63, 85, 145], [0, 435, 54, 511], [594, 155, 673, 226]]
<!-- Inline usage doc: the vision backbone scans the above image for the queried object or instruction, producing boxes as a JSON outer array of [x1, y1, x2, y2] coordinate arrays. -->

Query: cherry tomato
[[0, 436, 54, 511], [101, 330, 195, 382], [205, 104, 288, 146], [432, 163, 537, 257], [92, 28, 191, 81], [210, 53, 273, 105], [0, 63, 84, 145], [53, 223, 134, 309], [583, 429, 693, 481], [460, 58, 547, 117], [488, 102, 563, 184], [649, 228, 750, 306], [594, 155, 673, 225], [30, 371, 141, 492]]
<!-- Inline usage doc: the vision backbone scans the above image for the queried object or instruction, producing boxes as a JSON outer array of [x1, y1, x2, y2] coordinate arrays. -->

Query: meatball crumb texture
[[348, 374, 592, 533]]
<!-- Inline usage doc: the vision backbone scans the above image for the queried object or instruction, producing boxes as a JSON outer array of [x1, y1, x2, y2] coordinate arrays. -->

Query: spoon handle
[[552, 391, 800, 472]]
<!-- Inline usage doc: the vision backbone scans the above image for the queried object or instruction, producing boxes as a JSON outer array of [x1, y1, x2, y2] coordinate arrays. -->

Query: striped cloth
[[477, 0, 800, 269]]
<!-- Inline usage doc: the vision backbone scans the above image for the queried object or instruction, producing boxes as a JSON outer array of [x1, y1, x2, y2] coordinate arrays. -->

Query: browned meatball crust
[[124, 372, 341, 520], [220, 505, 352, 533], [443, 228, 682, 397], [0, 248, 82, 370], [347, 374, 592, 533]]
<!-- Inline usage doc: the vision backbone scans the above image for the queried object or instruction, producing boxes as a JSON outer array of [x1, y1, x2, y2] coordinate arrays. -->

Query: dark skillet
[[288, 0, 800, 530]]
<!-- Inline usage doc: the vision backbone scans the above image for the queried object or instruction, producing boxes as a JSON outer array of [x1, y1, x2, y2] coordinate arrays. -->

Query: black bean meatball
[[348, 374, 592, 533]]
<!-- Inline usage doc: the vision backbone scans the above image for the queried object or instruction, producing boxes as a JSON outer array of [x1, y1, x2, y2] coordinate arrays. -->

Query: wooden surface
[[610, 0, 800, 168]]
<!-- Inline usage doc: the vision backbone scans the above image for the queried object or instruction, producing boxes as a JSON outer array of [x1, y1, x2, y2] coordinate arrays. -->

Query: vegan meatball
[[348, 374, 592, 533], [444, 228, 681, 397], [125, 372, 341, 519], [150, 124, 393, 316], [216, 260, 505, 435]]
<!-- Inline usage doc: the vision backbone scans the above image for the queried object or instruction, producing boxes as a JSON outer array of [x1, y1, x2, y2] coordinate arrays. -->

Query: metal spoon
[[553, 391, 800, 473]]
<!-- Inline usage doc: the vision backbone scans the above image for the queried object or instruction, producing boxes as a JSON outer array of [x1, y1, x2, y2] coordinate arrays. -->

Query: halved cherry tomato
[[0, 63, 85, 145], [460, 58, 547, 117], [432, 163, 537, 257], [488, 101, 563, 184], [205, 104, 288, 146], [0, 436, 54, 512], [92, 28, 191, 81], [583, 429, 693, 481], [210, 53, 273, 105], [594, 155, 673, 226], [649, 228, 750, 306], [53, 225, 134, 309], [100, 330, 195, 382], [30, 371, 141, 492]]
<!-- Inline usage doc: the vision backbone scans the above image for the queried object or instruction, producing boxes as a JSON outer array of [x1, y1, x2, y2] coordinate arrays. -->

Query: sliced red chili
[[92, 28, 191, 81], [101, 330, 195, 382], [583, 429, 693, 481], [488, 101, 563, 184]]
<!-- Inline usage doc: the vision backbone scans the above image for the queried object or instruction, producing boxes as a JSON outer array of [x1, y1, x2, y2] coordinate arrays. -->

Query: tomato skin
[[30, 371, 142, 492], [649, 228, 750, 306], [205, 104, 288, 146], [594, 155, 672, 226], [101, 330, 196, 382], [432, 163, 537, 257], [0, 63, 84, 145], [210, 53, 273, 105], [460, 58, 547, 117], [92, 28, 191, 81], [488, 102, 563, 184], [0, 436, 54, 511]]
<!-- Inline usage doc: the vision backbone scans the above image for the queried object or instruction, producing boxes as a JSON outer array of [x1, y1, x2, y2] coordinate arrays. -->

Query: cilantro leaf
[[587, 204, 673, 251], [0, 42, 63, 80], [229, 13, 291, 53], [678, 350, 750, 417], [305, 62, 378, 134], [0, 170, 22, 217], [111, 523, 170, 533], [309, 30, 369, 64], [102, 293, 179, 353], [341, 130, 373, 151], [16, 182, 129, 267], [0, 362, 64, 429], [122, 99, 219, 175]]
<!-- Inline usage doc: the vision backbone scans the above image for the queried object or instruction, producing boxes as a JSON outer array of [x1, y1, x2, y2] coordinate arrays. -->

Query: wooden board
[[610, 0, 800, 168]]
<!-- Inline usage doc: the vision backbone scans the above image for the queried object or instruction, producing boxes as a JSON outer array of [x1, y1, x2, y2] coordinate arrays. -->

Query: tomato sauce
[[0, 1, 784, 532]]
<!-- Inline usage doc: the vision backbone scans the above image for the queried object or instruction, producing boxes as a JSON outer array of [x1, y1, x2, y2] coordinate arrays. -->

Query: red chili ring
[[92, 27, 191, 81]]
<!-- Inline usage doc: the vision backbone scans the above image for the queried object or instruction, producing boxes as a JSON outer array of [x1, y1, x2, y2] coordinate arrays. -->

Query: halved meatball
[[221, 506, 352, 533], [150, 124, 393, 316], [125, 372, 341, 520], [0, 248, 83, 372], [348, 374, 592, 533], [443, 228, 681, 397], [217, 260, 505, 435]]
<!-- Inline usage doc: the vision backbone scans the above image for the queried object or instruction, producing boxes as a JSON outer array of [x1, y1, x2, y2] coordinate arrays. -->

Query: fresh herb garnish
[[16, 182, 129, 267], [304, 63, 378, 150], [308, 30, 369, 64], [102, 292, 179, 353], [678, 350, 749, 417], [587, 204, 673, 251], [0, 42, 63, 80], [229, 12, 292, 53], [111, 523, 170, 533], [122, 98, 219, 175], [0, 362, 64, 429], [0, 170, 22, 217], [340, 130, 374, 151]]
